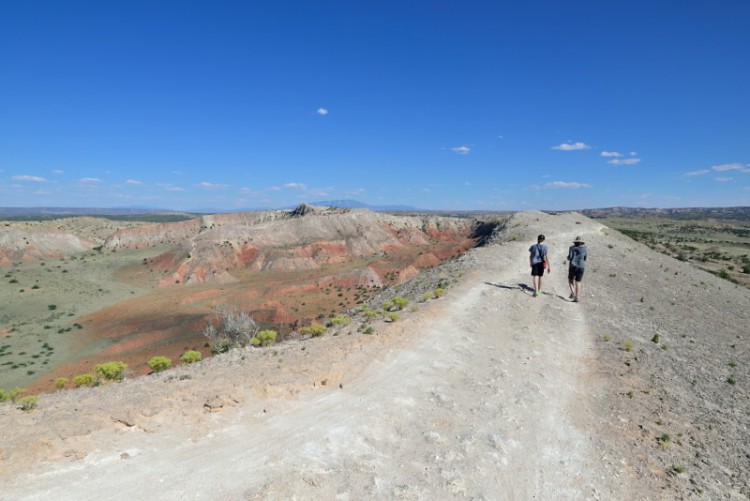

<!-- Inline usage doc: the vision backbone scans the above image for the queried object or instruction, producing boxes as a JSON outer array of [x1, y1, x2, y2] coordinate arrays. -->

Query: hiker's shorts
[[531, 263, 546, 276], [568, 265, 585, 282]]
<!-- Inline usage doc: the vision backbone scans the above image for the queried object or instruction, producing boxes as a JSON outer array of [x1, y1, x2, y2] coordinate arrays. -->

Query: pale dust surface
[[5, 210, 748, 500], [1, 229, 613, 500]]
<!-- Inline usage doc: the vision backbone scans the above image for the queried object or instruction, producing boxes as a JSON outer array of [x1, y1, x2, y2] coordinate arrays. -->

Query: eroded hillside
[[0, 205, 485, 393]]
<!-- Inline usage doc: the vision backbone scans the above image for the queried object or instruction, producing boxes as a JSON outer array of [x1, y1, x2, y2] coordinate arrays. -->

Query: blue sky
[[1, 1, 748, 211]]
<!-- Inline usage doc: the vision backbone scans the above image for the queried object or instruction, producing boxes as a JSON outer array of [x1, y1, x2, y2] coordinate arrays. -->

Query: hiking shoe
[[573, 296, 579, 303], [533, 290, 538, 297], [569, 293, 575, 299]]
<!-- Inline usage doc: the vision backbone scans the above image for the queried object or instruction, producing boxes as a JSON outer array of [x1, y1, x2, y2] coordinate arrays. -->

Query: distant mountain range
[[0, 200, 421, 218]]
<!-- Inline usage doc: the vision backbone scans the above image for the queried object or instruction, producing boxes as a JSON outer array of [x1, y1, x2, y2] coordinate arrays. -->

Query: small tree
[[148, 356, 172, 373]]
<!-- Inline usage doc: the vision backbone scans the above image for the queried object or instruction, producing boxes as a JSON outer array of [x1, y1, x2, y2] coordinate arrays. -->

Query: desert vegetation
[[589, 208, 750, 288]]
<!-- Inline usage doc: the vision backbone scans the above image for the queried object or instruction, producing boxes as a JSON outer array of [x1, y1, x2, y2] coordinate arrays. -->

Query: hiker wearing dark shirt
[[567, 236, 587, 302], [529, 234, 550, 297]]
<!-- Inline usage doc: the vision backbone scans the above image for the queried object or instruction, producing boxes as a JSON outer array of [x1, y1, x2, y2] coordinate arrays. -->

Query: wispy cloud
[[608, 158, 641, 166], [80, 177, 103, 183], [451, 146, 471, 155], [157, 183, 185, 192], [714, 177, 733, 182], [685, 169, 710, 176], [52, 169, 64, 174], [12, 175, 48, 182], [316, 107, 329, 116], [125, 179, 143, 185], [284, 182, 306, 189], [712, 163, 750, 173], [601, 151, 623, 157], [544, 181, 592, 189], [196, 182, 228, 190], [552, 142, 590, 151]]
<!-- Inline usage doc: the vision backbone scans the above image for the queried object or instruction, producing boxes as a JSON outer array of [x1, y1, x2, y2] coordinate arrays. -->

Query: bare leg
[[575, 280, 583, 299]]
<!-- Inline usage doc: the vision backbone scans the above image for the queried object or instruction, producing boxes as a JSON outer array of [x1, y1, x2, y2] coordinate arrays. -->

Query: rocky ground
[[1, 211, 748, 500]]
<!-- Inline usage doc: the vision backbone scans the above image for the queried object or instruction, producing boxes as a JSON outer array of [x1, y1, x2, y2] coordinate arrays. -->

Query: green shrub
[[387, 312, 400, 322], [392, 297, 409, 310], [422, 291, 433, 302], [300, 324, 327, 337], [364, 326, 375, 335], [328, 315, 351, 327], [381, 300, 395, 311], [48, 304, 57, 310], [94, 361, 127, 381], [147, 356, 172, 373], [251, 329, 278, 347], [54, 377, 68, 390], [434, 288, 446, 298], [180, 350, 202, 364], [18, 395, 39, 412], [73, 373, 96, 387], [362, 308, 379, 318]]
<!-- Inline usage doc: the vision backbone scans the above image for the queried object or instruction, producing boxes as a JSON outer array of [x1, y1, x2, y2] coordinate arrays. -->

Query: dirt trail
[[2, 227, 617, 500]]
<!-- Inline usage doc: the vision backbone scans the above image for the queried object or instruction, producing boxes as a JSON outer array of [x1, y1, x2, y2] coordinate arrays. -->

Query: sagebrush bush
[[18, 395, 39, 412], [203, 309, 258, 353], [300, 324, 327, 337], [180, 350, 202, 364], [362, 308, 379, 318], [73, 373, 96, 387], [387, 312, 400, 322], [0, 388, 22, 403], [54, 377, 68, 390], [328, 314, 351, 327], [94, 361, 127, 381], [148, 356, 171, 372], [392, 297, 409, 310], [434, 288, 446, 298], [251, 329, 278, 347]]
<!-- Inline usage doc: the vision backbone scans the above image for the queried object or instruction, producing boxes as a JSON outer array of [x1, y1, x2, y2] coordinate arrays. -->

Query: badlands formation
[[1, 210, 749, 499]]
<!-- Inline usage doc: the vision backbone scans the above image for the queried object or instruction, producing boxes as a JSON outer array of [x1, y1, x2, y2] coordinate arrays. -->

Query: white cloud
[[608, 158, 641, 166], [196, 182, 228, 189], [714, 177, 734, 182], [284, 182, 306, 189], [52, 169, 64, 174], [601, 151, 623, 157], [630, 151, 638, 156], [451, 146, 471, 155], [12, 175, 48, 182], [685, 169, 710, 176], [544, 181, 592, 189], [125, 179, 143, 185], [712, 163, 746, 172], [80, 177, 103, 183], [552, 142, 590, 151], [316, 107, 329, 116], [161, 185, 185, 192]]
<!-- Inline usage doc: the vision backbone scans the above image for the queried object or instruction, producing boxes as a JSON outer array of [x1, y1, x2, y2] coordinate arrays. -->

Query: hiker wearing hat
[[567, 236, 588, 302], [529, 234, 550, 297]]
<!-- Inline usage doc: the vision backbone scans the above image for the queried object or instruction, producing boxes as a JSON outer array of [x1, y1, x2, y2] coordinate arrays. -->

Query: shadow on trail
[[484, 282, 575, 302], [484, 282, 535, 294]]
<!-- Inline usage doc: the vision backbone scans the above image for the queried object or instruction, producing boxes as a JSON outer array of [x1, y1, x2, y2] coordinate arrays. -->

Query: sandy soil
[[1, 211, 748, 500]]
